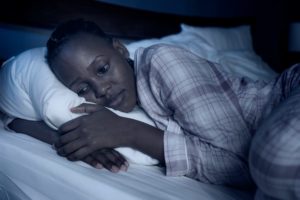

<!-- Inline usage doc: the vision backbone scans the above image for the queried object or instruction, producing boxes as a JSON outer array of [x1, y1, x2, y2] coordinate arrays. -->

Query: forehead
[[61, 32, 112, 60], [51, 33, 113, 84]]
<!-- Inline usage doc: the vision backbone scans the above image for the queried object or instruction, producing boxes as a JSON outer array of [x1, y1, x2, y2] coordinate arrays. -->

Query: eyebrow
[[87, 54, 106, 70]]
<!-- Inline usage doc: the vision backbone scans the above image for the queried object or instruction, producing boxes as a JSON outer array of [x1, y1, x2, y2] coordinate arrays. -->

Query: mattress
[[0, 120, 253, 200]]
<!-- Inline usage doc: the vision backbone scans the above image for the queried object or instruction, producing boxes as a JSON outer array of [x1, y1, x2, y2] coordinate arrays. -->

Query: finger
[[94, 163, 104, 169], [57, 140, 86, 158], [66, 146, 94, 161], [55, 130, 79, 148], [99, 149, 128, 171], [108, 150, 129, 169], [71, 103, 105, 114], [110, 150, 127, 163], [92, 152, 120, 173], [82, 156, 103, 169], [83, 155, 93, 165], [101, 150, 123, 168], [60, 130, 80, 144], [111, 150, 129, 171], [58, 117, 81, 134], [110, 150, 129, 171], [82, 156, 96, 166]]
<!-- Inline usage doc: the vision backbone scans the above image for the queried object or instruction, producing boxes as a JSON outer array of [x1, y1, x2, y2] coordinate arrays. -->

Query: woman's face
[[51, 32, 137, 112]]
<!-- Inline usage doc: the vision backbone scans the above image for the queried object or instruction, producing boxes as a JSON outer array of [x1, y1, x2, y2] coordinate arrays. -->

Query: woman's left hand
[[55, 106, 133, 161]]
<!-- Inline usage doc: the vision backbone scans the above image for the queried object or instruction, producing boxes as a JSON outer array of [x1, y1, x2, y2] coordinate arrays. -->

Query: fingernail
[[95, 163, 103, 169], [120, 165, 127, 172], [111, 165, 119, 173]]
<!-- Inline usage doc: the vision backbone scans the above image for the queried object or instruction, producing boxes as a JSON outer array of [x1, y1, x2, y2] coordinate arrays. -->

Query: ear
[[112, 38, 129, 58]]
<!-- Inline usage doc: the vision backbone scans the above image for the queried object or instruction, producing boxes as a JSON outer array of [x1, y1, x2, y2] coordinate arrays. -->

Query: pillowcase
[[0, 47, 158, 165], [180, 24, 253, 51], [126, 23, 278, 81]]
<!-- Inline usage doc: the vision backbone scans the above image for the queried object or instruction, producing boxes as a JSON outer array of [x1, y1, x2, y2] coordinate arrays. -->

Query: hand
[[92, 148, 129, 172], [55, 107, 133, 160], [82, 149, 129, 173], [82, 155, 103, 169], [71, 103, 104, 114]]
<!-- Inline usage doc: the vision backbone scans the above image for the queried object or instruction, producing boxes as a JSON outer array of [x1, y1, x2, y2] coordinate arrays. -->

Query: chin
[[120, 103, 135, 113]]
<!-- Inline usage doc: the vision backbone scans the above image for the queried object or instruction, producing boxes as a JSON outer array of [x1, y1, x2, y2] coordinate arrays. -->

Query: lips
[[108, 90, 125, 109]]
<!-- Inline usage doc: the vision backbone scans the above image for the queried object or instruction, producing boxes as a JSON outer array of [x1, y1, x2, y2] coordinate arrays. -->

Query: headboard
[[0, 0, 289, 72]]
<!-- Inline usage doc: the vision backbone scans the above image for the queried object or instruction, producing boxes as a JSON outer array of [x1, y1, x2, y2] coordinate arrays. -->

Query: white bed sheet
[[0, 172, 31, 200], [0, 120, 253, 200]]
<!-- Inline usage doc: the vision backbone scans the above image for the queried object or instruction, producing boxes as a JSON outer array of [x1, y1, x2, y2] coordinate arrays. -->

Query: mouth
[[108, 90, 125, 109]]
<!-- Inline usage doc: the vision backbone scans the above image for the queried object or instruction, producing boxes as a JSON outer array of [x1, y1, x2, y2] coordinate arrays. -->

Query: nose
[[94, 78, 111, 99]]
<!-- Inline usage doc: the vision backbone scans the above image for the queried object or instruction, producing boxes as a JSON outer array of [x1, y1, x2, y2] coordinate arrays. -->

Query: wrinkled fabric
[[134, 44, 300, 188], [250, 84, 300, 200]]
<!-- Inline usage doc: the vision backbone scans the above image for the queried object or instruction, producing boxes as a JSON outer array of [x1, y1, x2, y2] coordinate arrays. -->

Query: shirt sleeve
[[146, 45, 254, 187]]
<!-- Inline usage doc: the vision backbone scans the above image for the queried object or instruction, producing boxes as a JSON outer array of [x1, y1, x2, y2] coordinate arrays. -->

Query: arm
[[128, 118, 165, 165], [8, 118, 129, 172], [136, 45, 254, 188], [8, 118, 58, 144], [56, 107, 165, 164]]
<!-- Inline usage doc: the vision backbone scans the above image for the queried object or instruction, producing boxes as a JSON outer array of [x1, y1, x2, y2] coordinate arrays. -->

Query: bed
[[0, 0, 290, 199]]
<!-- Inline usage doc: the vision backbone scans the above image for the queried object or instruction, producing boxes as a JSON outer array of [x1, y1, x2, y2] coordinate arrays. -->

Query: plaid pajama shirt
[[249, 66, 300, 199], [134, 44, 300, 194]]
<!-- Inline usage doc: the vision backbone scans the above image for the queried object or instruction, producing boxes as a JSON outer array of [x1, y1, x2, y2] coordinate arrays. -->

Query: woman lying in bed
[[7, 19, 300, 192]]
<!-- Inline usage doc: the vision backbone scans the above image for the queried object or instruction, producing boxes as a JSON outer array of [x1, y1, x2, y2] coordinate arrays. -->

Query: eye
[[96, 64, 110, 76], [77, 85, 90, 96]]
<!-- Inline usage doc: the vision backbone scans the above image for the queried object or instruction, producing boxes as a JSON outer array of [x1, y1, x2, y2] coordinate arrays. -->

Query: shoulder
[[148, 43, 186, 52], [134, 43, 204, 73], [137, 43, 191, 60]]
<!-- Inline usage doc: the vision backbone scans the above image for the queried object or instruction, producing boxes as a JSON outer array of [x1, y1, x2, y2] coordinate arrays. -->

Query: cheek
[[120, 64, 135, 84], [125, 72, 137, 103], [82, 93, 98, 104], [85, 95, 106, 105], [126, 71, 136, 92]]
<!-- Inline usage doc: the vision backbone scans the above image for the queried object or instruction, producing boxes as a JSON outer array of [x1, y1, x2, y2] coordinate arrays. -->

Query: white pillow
[[180, 24, 253, 51], [0, 47, 158, 165], [126, 23, 278, 81]]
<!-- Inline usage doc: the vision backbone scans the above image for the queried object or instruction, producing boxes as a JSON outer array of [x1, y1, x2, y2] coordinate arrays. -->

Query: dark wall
[[252, 0, 288, 72], [0, 0, 291, 71], [97, 0, 290, 71], [98, 0, 254, 17]]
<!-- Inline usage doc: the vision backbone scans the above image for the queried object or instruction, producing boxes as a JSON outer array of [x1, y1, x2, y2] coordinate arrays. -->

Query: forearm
[[123, 118, 165, 165], [8, 118, 58, 145]]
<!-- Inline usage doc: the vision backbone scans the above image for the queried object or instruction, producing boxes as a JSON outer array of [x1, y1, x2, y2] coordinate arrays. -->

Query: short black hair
[[46, 18, 111, 67]]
